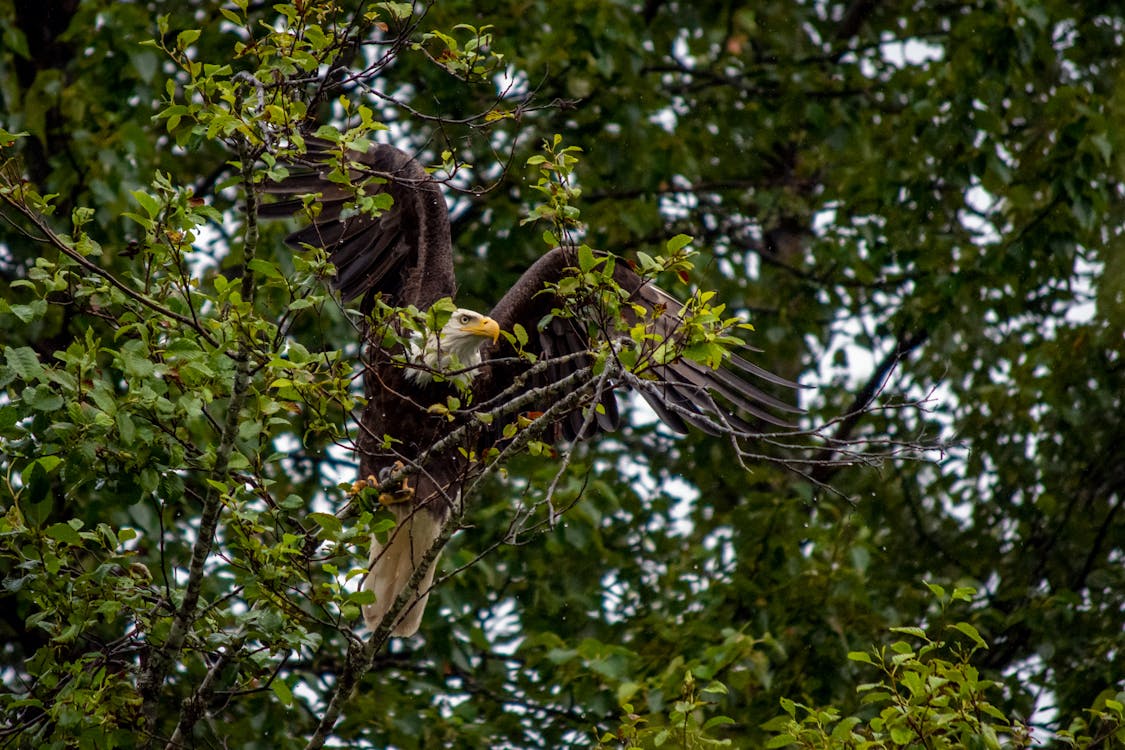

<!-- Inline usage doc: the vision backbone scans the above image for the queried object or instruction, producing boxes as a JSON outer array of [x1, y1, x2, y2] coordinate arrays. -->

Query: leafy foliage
[[1, 0, 1123, 748], [762, 585, 1124, 750]]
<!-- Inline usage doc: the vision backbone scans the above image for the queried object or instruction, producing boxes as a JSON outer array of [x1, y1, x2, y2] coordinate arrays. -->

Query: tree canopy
[[1, 1, 1123, 748]]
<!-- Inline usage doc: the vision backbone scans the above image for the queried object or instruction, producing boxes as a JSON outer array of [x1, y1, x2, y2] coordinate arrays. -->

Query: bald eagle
[[261, 138, 800, 637]]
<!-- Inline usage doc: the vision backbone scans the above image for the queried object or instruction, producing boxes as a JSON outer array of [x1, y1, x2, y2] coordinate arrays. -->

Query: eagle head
[[406, 307, 500, 385]]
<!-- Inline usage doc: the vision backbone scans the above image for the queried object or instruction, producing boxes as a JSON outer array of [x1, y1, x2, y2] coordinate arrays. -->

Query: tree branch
[[164, 629, 248, 749], [137, 138, 262, 745], [808, 328, 929, 485]]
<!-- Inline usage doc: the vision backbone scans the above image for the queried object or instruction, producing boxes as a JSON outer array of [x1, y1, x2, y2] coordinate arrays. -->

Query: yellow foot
[[376, 461, 415, 506], [378, 478, 414, 506], [350, 475, 378, 496]]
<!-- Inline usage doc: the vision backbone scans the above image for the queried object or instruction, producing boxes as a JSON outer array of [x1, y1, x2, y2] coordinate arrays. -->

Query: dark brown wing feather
[[483, 246, 801, 440], [259, 138, 457, 309]]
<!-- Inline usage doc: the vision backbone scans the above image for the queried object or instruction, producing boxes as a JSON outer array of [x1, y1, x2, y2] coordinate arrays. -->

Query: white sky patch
[[599, 569, 633, 625], [187, 200, 237, 278], [612, 396, 702, 534], [672, 32, 692, 68], [615, 459, 701, 539], [320, 441, 357, 493], [590, 400, 703, 626], [493, 64, 529, 99], [813, 315, 877, 390], [649, 108, 678, 134], [959, 183, 1002, 244], [661, 174, 699, 219], [880, 37, 945, 68], [475, 596, 523, 653], [812, 204, 837, 234], [1063, 253, 1101, 324]]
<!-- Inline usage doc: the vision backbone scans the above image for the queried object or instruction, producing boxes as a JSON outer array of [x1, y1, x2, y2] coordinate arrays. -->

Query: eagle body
[[358, 350, 453, 635], [261, 137, 801, 637], [358, 312, 497, 635]]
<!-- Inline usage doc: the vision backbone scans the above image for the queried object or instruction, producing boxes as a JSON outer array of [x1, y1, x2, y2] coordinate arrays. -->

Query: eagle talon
[[350, 474, 379, 496], [377, 462, 414, 506], [378, 481, 414, 506]]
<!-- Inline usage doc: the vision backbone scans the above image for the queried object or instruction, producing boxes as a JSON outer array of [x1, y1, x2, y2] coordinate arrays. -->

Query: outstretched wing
[[261, 141, 800, 437], [259, 138, 457, 310], [483, 246, 802, 440]]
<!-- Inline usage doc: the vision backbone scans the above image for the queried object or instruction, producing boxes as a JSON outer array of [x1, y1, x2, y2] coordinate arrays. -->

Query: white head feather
[[405, 308, 500, 385]]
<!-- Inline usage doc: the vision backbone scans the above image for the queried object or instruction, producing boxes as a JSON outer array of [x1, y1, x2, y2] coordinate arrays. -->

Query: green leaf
[[578, 244, 598, 273], [860, 690, 893, 704], [281, 494, 305, 510], [760, 716, 792, 732], [2, 27, 29, 60], [122, 353, 155, 378], [140, 468, 160, 494], [951, 586, 976, 602], [90, 382, 117, 415], [177, 29, 201, 48], [8, 301, 47, 323], [248, 258, 284, 280], [847, 651, 874, 665], [889, 725, 914, 744], [116, 412, 136, 444], [45, 522, 83, 546], [513, 323, 528, 347], [270, 678, 295, 708], [616, 681, 640, 704], [376, 1, 415, 21], [309, 512, 343, 536], [5, 346, 44, 382], [703, 715, 735, 730], [35, 455, 62, 474], [131, 190, 161, 218], [701, 680, 728, 696], [949, 622, 988, 649], [23, 385, 63, 411], [830, 716, 862, 740], [666, 233, 693, 253]]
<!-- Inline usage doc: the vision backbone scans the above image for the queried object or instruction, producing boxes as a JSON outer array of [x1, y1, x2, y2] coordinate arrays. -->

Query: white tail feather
[[361, 509, 443, 637]]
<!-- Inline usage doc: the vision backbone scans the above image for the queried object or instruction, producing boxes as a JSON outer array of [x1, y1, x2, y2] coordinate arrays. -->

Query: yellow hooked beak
[[461, 316, 500, 344]]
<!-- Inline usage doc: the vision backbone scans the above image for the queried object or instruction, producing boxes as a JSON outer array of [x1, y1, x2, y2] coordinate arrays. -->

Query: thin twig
[[0, 184, 220, 348]]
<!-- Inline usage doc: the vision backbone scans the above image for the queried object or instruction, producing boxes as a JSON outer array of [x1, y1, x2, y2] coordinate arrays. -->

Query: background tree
[[1, 1, 1123, 748]]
